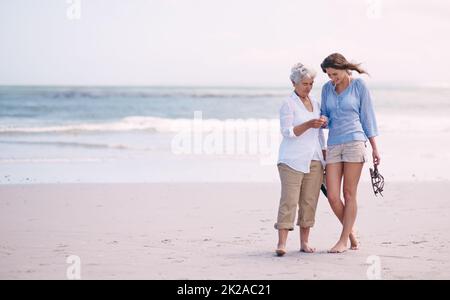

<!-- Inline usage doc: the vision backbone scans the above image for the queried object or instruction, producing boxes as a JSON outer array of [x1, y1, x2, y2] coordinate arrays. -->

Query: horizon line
[[0, 82, 449, 89]]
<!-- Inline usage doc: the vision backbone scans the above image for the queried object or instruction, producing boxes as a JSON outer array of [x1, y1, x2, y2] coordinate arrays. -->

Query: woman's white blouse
[[278, 92, 326, 173]]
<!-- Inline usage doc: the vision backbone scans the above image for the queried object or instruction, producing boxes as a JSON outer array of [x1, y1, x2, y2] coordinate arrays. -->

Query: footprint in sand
[[412, 240, 427, 245], [54, 244, 69, 253], [0, 246, 13, 256]]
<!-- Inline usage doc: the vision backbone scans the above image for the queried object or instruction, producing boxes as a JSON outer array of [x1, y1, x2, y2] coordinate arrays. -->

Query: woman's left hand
[[372, 149, 381, 165], [319, 115, 328, 128]]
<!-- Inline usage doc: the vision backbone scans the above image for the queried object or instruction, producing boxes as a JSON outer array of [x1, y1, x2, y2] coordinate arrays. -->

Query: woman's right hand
[[308, 119, 325, 129]]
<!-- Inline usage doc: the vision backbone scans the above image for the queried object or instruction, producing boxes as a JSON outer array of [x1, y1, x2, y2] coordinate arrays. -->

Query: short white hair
[[290, 63, 316, 84]]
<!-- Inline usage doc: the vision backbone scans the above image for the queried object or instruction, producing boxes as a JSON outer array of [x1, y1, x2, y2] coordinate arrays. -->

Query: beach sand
[[1, 181, 449, 280]]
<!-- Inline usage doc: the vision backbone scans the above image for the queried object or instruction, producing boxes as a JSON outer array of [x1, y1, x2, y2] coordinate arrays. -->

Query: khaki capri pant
[[274, 161, 324, 230]]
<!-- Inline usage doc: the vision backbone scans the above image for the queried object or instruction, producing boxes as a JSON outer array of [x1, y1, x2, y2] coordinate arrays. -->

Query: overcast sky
[[1, 0, 449, 86]]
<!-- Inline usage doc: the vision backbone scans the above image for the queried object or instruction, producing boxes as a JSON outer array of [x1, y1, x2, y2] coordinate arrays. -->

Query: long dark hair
[[320, 53, 368, 75]]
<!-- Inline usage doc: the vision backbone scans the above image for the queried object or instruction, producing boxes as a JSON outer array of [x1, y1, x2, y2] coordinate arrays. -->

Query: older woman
[[274, 63, 327, 256]]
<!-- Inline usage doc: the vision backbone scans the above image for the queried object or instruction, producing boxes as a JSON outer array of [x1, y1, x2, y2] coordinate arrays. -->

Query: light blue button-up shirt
[[320, 78, 379, 146]]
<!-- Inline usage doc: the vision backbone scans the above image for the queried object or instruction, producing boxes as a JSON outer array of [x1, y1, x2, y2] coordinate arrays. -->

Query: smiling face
[[293, 77, 314, 96], [325, 67, 349, 85]]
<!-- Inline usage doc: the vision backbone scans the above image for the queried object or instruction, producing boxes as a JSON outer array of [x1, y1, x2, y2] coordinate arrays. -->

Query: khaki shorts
[[326, 141, 368, 164], [274, 161, 323, 230]]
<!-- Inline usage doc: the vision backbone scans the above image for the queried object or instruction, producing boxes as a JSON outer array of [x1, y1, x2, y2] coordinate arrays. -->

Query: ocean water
[[1, 85, 449, 184]]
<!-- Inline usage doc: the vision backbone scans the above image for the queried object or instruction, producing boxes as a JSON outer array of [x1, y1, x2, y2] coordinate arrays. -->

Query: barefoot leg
[[276, 229, 288, 256], [300, 227, 315, 253], [330, 162, 363, 253], [326, 163, 359, 249]]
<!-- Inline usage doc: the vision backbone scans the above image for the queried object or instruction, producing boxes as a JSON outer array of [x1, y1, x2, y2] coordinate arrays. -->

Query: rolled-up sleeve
[[358, 79, 379, 138], [280, 101, 295, 138], [319, 128, 326, 150], [320, 85, 329, 129]]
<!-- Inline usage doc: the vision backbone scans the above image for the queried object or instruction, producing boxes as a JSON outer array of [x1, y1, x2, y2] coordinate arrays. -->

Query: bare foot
[[275, 244, 286, 256], [349, 232, 359, 250], [328, 241, 347, 253], [300, 243, 316, 253]]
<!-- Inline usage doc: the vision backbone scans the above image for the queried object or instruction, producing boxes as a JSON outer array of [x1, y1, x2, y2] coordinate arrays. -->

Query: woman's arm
[[368, 137, 381, 165], [279, 101, 296, 138], [320, 85, 330, 129], [358, 79, 379, 139], [319, 127, 327, 161], [357, 79, 381, 165], [280, 101, 323, 137], [293, 119, 324, 136]]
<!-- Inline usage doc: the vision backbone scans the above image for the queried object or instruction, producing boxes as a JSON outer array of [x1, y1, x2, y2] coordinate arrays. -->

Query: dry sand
[[0, 181, 449, 279]]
